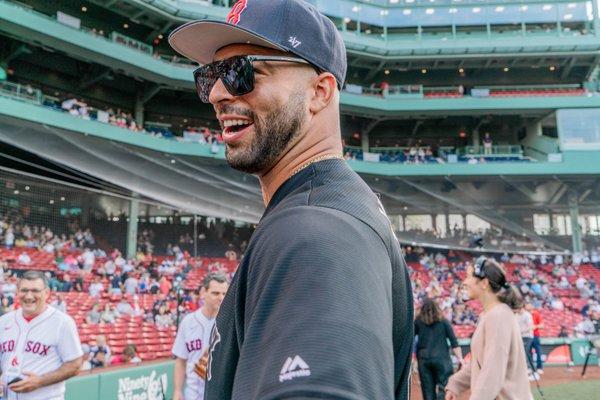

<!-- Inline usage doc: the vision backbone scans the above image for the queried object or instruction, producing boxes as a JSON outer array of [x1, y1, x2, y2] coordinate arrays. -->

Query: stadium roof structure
[[1, 110, 599, 252]]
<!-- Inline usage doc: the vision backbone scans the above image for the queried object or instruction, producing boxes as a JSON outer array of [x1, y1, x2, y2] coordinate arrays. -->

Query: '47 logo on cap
[[227, 0, 248, 25]]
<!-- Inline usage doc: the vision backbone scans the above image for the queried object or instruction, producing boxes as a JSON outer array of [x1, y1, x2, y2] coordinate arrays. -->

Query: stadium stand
[[2, 2, 600, 393]]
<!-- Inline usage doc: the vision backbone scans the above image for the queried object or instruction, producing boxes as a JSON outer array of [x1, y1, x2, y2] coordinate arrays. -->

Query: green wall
[[66, 361, 174, 400]]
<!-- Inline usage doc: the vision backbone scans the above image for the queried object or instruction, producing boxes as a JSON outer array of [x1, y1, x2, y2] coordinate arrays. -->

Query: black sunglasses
[[193, 55, 314, 103]]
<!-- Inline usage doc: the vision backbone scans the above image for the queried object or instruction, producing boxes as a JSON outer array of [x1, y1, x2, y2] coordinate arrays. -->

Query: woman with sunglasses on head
[[445, 257, 532, 400], [415, 298, 463, 400]]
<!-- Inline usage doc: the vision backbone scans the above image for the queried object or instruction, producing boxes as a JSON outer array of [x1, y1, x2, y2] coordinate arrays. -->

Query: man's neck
[[200, 306, 217, 320], [258, 125, 342, 206], [23, 305, 47, 321]]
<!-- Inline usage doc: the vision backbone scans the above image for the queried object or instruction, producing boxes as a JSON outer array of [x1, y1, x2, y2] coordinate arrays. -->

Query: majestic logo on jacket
[[227, 0, 248, 25], [279, 355, 311, 382]]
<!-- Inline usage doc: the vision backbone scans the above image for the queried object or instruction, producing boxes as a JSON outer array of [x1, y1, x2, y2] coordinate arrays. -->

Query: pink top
[[446, 303, 532, 400]]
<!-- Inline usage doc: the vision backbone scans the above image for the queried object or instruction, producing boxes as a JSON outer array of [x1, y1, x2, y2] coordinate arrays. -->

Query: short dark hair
[[124, 344, 137, 357], [202, 272, 228, 290], [20, 270, 49, 289]]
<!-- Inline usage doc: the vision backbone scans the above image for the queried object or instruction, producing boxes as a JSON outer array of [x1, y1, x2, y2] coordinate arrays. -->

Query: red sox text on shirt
[[1, 340, 51, 356]]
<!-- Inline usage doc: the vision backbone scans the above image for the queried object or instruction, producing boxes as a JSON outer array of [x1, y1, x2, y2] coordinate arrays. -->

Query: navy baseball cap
[[168, 0, 347, 89]]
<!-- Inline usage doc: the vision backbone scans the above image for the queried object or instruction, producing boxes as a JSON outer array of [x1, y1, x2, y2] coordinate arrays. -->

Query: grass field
[[411, 366, 600, 400], [532, 380, 600, 400]]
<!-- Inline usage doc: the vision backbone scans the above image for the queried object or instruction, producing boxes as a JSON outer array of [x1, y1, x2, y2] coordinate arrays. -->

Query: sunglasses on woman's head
[[193, 55, 315, 103]]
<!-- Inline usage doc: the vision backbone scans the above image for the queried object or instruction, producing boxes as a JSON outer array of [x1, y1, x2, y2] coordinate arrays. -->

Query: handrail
[[475, 84, 582, 91], [345, 145, 526, 157], [110, 32, 153, 55], [344, 83, 590, 97], [459, 145, 523, 156], [0, 81, 42, 104], [1, 0, 195, 67]]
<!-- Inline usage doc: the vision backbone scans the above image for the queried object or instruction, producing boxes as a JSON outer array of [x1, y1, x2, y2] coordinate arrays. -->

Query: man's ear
[[308, 73, 337, 114]]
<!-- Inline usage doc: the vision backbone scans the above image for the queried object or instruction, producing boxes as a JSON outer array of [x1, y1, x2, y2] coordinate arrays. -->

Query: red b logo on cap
[[227, 0, 248, 25]]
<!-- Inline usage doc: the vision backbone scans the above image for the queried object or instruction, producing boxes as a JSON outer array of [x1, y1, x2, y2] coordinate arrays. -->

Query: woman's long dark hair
[[417, 298, 444, 326], [478, 258, 522, 310]]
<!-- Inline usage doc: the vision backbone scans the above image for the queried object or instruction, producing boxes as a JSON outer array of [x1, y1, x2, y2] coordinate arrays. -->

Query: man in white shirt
[[88, 277, 104, 297], [81, 249, 95, 271], [50, 294, 67, 314], [17, 253, 32, 265], [0, 271, 82, 399], [516, 303, 536, 380], [124, 275, 138, 295], [172, 273, 228, 400], [116, 298, 133, 316]]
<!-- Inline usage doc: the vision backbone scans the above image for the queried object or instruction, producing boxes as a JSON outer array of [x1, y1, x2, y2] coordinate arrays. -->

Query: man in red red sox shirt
[[527, 303, 544, 374]]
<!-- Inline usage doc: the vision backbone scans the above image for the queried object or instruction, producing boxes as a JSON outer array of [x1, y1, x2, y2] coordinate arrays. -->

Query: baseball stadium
[[0, 0, 599, 399]]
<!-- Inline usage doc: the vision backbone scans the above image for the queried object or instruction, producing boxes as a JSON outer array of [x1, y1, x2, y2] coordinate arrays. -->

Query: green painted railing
[[110, 32, 153, 55], [459, 145, 524, 156], [0, 81, 42, 104]]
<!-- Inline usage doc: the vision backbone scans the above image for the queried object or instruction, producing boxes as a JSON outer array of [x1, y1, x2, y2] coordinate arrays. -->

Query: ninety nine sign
[[65, 362, 174, 400]]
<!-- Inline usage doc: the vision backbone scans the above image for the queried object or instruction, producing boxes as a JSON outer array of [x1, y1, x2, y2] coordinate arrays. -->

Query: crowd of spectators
[[57, 93, 225, 145], [406, 245, 600, 338], [396, 226, 548, 252], [344, 145, 437, 164], [0, 204, 599, 369], [0, 213, 96, 254]]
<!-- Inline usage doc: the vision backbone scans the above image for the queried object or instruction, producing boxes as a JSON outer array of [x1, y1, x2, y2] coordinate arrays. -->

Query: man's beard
[[223, 91, 305, 174]]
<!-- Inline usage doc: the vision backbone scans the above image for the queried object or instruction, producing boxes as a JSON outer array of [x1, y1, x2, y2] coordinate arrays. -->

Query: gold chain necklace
[[289, 154, 345, 178]]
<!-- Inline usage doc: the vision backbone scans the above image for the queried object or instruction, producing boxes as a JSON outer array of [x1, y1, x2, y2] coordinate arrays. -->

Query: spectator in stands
[[575, 317, 595, 338], [73, 270, 85, 292], [94, 334, 111, 357], [557, 325, 569, 338], [100, 303, 119, 324], [60, 273, 73, 292], [159, 275, 172, 295], [80, 344, 92, 371], [154, 304, 173, 328], [61, 98, 77, 114], [111, 344, 142, 365], [124, 273, 138, 295], [527, 303, 544, 375], [1, 276, 17, 299], [102, 259, 116, 276], [446, 257, 531, 400], [415, 298, 463, 400], [0, 296, 14, 316], [5, 227, 14, 248], [89, 347, 108, 369], [116, 297, 134, 316], [86, 304, 101, 324], [88, 276, 104, 297], [51, 293, 67, 313], [515, 302, 536, 380], [483, 132, 493, 155], [132, 295, 143, 317], [109, 272, 122, 295], [17, 251, 31, 265], [82, 248, 95, 271]]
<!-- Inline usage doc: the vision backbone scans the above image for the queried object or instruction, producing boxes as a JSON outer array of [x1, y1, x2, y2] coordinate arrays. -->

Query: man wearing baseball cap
[[169, 1, 413, 399]]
